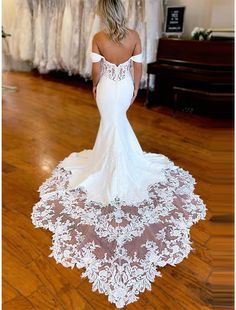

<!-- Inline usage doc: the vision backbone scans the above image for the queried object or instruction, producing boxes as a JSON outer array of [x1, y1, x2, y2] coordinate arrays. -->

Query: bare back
[[92, 29, 142, 66]]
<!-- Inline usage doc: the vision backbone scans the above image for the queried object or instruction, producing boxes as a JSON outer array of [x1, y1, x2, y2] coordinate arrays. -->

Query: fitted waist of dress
[[101, 60, 133, 82]]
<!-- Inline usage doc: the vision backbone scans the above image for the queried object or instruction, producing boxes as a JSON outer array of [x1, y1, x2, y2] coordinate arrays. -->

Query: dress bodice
[[90, 52, 142, 82]]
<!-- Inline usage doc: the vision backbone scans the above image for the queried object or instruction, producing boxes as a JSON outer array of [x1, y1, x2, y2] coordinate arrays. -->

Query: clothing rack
[[7, 0, 164, 88]]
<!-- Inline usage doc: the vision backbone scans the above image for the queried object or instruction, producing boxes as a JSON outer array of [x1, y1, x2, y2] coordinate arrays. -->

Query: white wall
[[2, 0, 16, 33], [210, 0, 234, 29], [165, 0, 234, 36]]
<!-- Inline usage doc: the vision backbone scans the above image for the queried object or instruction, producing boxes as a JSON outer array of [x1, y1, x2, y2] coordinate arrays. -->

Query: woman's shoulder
[[92, 31, 105, 41], [126, 28, 140, 39]]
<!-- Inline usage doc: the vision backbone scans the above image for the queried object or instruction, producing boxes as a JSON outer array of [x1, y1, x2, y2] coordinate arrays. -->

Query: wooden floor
[[2, 71, 234, 310]]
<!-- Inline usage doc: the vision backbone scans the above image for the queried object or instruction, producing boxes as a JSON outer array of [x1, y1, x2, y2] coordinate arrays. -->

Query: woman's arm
[[91, 34, 102, 100], [131, 32, 142, 105]]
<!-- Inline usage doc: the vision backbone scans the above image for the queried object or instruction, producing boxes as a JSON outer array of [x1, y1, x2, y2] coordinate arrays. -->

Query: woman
[[32, 0, 207, 308], [91, 5, 142, 105]]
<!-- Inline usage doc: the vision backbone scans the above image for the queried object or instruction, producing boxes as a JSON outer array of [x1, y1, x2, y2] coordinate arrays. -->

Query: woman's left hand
[[93, 86, 97, 100]]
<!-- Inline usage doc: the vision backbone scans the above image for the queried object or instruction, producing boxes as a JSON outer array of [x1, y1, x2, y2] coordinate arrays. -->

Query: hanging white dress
[[60, 0, 74, 74], [9, 0, 24, 62], [85, 13, 102, 78], [79, 0, 96, 76], [33, 0, 48, 73], [19, 0, 34, 61], [31, 50, 207, 308], [69, 0, 82, 75], [54, 0, 65, 71], [46, 0, 59, 72]]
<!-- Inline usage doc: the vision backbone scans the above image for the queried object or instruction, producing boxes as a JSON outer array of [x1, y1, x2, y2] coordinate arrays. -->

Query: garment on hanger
[[47, 0, 60, 71], [60, 0, 73, 74], [8, 0, 164, 88]]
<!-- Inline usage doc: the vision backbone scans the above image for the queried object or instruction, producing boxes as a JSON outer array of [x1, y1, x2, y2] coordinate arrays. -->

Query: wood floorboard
[[2, 71, 233, 309]]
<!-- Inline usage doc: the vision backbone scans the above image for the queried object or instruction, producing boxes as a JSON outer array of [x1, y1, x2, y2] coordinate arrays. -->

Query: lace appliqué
[[102, 60, 131, 82], [31, 163, 207, 309]]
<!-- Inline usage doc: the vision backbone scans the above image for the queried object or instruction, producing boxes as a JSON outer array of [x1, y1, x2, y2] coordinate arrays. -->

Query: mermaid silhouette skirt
[[31, 52, 207, 308]]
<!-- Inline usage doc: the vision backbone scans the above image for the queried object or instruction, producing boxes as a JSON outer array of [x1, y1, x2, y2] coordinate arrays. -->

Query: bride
[[31, 0, 207, 308]]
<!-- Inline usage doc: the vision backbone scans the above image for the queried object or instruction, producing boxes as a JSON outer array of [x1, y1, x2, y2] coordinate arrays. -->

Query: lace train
[[31, 161, 207, 308]]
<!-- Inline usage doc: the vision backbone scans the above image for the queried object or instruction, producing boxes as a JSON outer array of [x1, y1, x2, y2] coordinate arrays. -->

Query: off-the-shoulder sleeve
[[90, 52, 104, 62], [130, 53, 143, 63]]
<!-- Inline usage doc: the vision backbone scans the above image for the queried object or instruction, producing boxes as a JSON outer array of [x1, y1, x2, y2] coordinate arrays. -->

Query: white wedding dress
[[31, 51, 207, 308]]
